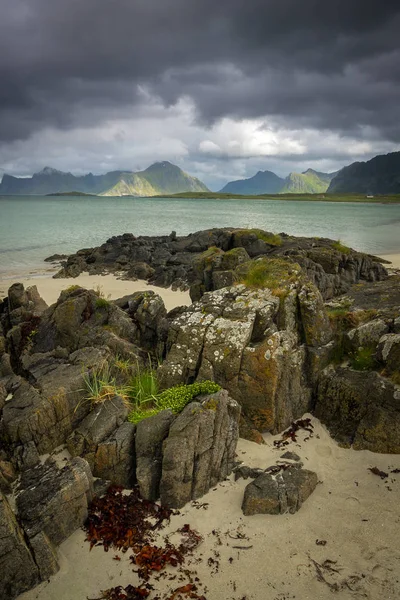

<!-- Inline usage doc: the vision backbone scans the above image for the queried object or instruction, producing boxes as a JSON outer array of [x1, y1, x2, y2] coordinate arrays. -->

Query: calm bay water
[[1, 195, 400, 277]]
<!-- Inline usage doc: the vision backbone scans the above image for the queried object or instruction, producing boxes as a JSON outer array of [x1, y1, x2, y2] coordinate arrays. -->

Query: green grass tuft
[[238, 257, 299, 290], [81, 361, 129, 406], [332, 240, 351, 255], [95, 297, 111, 309]]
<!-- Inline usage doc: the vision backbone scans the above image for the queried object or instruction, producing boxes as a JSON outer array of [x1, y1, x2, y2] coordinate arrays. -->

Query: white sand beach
[[18, 417, 400, 600], [378, 254, 400, 270], [0, 272, 191, 311]]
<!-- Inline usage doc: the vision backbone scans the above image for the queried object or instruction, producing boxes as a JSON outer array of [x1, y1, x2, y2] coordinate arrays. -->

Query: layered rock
[[0, 491, 39, 599], [0, 457, 93, 600], [158, 281, 331, 435], [0, 285, 144, 464], [94, 421, 136, 488], [135, 409, 175, 501], [315, 367, 400, 453], [160, 390, 240, 508], [16, 457, 94, 545]]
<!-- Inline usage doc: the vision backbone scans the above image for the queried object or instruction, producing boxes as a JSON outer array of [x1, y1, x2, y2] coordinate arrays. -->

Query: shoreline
[[0, 271, 191, 311], [1, 252, 399, 307], [378, 253, 400, 269]]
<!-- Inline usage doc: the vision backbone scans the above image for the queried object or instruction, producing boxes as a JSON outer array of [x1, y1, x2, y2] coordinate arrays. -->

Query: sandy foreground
[[0, 272, 191, 311], [18, 416, 400, 600], [378, 254, 400, 270]]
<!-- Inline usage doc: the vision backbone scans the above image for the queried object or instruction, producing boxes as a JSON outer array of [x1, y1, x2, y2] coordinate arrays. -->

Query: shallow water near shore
[[1, 194, 400, 277]]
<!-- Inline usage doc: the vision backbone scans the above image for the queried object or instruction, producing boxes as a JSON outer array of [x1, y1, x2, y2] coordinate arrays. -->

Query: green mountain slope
[[0, 162, 209, 196], [219, 170, 284, 194], [328, 151, 400, 194], [102, 161, 209, 196], [280, 169, 335, 193]]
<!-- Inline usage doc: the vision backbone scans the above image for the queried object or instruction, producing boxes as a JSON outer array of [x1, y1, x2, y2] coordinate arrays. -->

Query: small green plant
[[81, 361, 129, 406], [95, 297, 111, 309], [332, 240, 351, 255], [113, 355, 133, 374], [128, 367, 159, 406], [128, 380, 221, 424], [349, 346, 377, 371], [238, 257, 299, 290]]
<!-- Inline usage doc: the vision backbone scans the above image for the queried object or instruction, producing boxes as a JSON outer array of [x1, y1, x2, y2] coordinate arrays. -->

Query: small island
[[46, 190, 98, 197]]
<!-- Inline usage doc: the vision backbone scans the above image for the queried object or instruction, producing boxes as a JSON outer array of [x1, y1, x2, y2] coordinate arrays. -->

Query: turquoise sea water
[[1, 195, 400, 277]]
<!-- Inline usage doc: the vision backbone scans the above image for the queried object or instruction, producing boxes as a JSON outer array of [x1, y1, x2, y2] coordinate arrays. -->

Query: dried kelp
[[92, 584, 151, 599], [84, 485, 174, 552], [368, 467, 388, 479], [274, 418, 314, 449], [85, 488, 205, 599]]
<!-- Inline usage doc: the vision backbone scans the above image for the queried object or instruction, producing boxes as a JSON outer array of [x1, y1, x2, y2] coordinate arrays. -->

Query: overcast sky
[[1, 0, 400, 189]]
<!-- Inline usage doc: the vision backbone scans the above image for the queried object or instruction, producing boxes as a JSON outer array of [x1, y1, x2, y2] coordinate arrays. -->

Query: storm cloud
[[1, 0, 400, 187]]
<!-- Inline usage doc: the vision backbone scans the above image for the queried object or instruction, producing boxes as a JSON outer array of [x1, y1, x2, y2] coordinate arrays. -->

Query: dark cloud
[[0, 0, 400, 182]]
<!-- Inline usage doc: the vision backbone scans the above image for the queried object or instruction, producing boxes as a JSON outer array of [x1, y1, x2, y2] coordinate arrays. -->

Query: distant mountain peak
[[219, 170, 284, 194], [36, 166, 65, 176], [0, 160, 209, 196]]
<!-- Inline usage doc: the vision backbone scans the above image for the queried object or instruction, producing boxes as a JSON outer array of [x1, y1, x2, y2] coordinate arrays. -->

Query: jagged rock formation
[[52, 228, 387, 302], [160, 390, 240, 508], [316, 367, 400, 453], [0, 230, 399, 598], [0, 282, 241, 598], [0, 457, 93, 599], [157, 282, 330, 436]]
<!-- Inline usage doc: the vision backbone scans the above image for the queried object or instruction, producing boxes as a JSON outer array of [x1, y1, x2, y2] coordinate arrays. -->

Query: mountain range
[[327, 151, 400, 194], [220, 168, 337, 195], [0, 162, 209, 196], [1, 151, 400, 196]]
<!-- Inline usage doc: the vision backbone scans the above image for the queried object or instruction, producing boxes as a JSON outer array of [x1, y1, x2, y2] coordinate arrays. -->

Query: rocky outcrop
[[160, 390, 240, 508], [94, 422, 136, 488], [0, 491, 40, 600], [315, 366, 400, 453], [158, 282, 330, 435], [377, 334, 400, 374], [346, 319, 389, 351], [67, 396, 129, 468], [51, 228, 387, 301], [241, 466, 318, 515], [16, 457, 94, 545], [0, 284, 145, 464], [0, 457, 93, 600], [135, 410, 176, 501]]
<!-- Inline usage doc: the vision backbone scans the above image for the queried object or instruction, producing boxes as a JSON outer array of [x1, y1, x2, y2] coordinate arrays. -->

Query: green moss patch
[[128, 380, 221, 424]]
